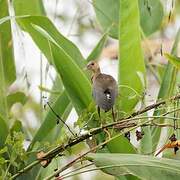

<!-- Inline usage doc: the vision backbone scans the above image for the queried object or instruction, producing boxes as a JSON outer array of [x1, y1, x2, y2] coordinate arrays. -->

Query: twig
[[11, 93, 180, 179], [46, 102, 76, 137], [44, 118, 154, 180]]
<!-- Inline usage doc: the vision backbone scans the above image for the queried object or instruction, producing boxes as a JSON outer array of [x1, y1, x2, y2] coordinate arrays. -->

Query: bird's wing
[[95, 74, 116, 89]]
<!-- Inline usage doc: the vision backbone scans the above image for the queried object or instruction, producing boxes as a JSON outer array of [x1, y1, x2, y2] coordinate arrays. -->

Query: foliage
[[0, 0, 180, 179]]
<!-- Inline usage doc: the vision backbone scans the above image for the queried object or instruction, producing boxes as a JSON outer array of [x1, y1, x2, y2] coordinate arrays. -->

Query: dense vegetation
[[0, 0, 180, 179]]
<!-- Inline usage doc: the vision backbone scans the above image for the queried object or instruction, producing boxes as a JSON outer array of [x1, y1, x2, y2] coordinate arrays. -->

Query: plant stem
[[11, 93, 180, 179]]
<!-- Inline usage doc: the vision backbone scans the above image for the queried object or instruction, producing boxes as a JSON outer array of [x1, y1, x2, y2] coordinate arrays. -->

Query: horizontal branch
[[11, 93, 180, 179]]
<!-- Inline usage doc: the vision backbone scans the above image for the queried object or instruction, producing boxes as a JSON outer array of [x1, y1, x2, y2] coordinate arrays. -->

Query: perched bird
[[86, 61, 118, 121]]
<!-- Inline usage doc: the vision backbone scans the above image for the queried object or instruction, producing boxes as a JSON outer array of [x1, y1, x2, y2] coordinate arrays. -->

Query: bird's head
[[86, 61, 100, 73]]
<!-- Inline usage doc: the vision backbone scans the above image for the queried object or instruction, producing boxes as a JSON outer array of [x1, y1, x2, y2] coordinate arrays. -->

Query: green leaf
[[105, 1, 139, 170], [15, 16, 85, 68], [139, 126, 152, 154], [10, 120, 23, 134], [0, 0, 16, 86], [86, 33, 108, 62], [7, 92, 27, 110], [151, 29, 180, 151], [29, 91, 70, 150], [13, 0, 45, 16], [164, 53, 180, 69], [138, 0, 163, 36], [89, 153, 180, 180], [107, 136, 136, 154], [0, 0, 16, 120], [119, 0, 145, 113], [93, 0, 163, 39], [0, 115, 8, 148], [50, 42, 91, 113], [93, 0, 119, 39]]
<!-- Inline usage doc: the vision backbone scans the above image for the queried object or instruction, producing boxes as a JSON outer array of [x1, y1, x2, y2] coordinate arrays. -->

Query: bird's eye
[[91, 62, 94, 65]]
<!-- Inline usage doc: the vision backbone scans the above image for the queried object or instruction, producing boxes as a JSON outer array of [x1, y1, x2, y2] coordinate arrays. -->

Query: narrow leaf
[[50, 42, 91, 113], [151, 29, 180, 151], [0, 0, 16, 120], [164, 53, 180, 69], [89, 153, 180, 180], [87, 33, 108, 62], [13, 0, 45, 16]]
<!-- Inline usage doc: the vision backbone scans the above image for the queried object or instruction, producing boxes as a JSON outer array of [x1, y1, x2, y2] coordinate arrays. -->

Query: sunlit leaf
[[119, 0, 145, 113], [50, 42, 91, 113], [13, 0, 45, 16]]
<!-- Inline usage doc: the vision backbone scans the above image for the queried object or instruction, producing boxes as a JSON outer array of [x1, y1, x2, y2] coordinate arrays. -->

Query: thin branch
[[44, 118, 154, 180], [46, 102, 76, 137], [11, 93, 180, 179]]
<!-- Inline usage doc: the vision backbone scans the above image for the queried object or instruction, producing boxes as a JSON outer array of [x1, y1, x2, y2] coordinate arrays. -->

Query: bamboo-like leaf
[[50, 42, 91, 113], [0, 0, 16, 120], [93, 0, 119, 39], [88, 153, 180, 180], [15, 16, 85, 68], [17, 16, 92, 113], [104, 1, 140, 172], [93, 0, 163, 39], [151, 29, 180, 151], [164, 53, 180, 69], [86, 33, 108, 62], [119, 0, 146, 113], [13, 0, 45, 16]]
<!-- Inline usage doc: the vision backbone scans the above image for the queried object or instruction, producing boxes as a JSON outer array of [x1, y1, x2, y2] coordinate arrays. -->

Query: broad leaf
[[138, 0, 163, 36], [15, 16, 85, 68], [50, 42, 91, 113], [89, 153, 180, 180], [87, 33, 108, 62], [93, 0, 163, 39], [119, 0, 145, 113], [93, 0, 119, 39], [13, 0, 45, 16]]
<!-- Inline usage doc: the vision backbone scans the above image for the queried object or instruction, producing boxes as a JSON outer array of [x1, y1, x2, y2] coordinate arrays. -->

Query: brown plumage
[[87, 61, 118, 121]]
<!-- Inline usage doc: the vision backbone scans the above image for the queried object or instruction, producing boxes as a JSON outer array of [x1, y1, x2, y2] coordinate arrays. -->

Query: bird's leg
[[97, 106, 103, 127], [97, 106, 101, 119], [112, 107, 115, 121]]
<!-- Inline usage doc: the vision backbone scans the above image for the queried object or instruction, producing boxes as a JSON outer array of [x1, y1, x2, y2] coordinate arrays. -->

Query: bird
[[86, 61, 118, 121]]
